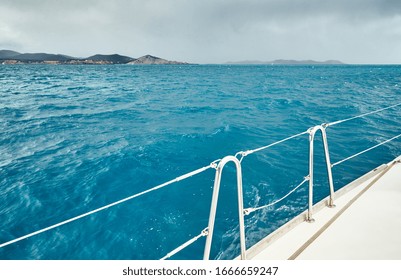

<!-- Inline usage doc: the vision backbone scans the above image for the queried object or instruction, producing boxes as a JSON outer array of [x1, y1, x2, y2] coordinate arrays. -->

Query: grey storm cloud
[[1, 0, 401, 63]]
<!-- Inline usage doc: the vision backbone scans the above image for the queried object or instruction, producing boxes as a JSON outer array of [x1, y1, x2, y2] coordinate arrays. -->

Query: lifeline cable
[[1, 102, 400, 251], [0, 163, 215, 248]]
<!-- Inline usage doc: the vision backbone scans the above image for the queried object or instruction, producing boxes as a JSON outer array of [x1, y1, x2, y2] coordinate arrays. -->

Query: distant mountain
[[0, 50, 21, 59], [226, 59, 345, 65], [12, 53, 74, 62], [0, 50, 188, 65], [128, 55, 188, 65], [85, 54, 134, 64], [269, 59, 344, 65]]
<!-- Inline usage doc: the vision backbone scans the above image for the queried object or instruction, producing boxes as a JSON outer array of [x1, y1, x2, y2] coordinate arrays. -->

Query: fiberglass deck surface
[[248, 156, 401, 260]]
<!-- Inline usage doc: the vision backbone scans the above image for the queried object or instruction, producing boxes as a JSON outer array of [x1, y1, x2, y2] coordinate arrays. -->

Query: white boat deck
[[246, 155, 401, 260]]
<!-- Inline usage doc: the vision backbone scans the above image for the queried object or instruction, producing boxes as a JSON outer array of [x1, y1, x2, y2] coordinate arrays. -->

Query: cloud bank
[[1, 0, 401, 63]]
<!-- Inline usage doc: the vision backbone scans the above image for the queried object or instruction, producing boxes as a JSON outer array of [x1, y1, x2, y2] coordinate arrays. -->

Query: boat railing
[[203, 156, 246, 260], [165, 102, 401, 260], [1, 102, 401, 260], [306, 123, 335, 222]]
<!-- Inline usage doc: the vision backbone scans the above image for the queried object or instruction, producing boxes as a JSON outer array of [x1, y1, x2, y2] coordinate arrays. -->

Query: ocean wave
[[1, 64, 400, 260]]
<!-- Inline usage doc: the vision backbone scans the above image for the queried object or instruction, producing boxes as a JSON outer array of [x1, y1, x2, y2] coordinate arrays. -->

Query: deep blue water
[[0, 64, 400, 260]]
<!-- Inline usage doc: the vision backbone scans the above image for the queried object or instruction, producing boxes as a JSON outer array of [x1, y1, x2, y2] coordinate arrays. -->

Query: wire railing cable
[[327, 102, 401, 127], [1, 102, 400, 256], [332, 132, 401, 167], [236, 130, 309, 160], [160, 228, 209, 260], [244, 176, 309, 215], [161, 103, 401, 259], [0, 163, 217, 249]]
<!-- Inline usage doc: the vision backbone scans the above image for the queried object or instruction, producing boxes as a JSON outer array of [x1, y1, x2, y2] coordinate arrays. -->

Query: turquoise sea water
[[0, 64, 400, 260]]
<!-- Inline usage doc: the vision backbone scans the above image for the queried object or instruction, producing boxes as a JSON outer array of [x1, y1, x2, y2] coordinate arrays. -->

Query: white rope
[[237, 130, 309, 159], [332, 132, 401, 167], [2, 102, 400, 251], [244, 176, 309, 215], [0, 164, 215, 249], [160, 228, 208, 260], [328, 102, 401, 127]]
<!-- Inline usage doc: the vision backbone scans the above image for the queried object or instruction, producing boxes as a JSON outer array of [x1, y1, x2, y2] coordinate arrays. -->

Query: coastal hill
[[0, 50, 21, 59], [226, 59, 344, 65], [12, 53, 73, 62], [85, 54, 134, 64], [0, 50, 188, 65], [128, 55, 185, 65]]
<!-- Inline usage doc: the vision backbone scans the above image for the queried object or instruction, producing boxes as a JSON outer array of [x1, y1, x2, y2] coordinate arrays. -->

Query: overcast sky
[[1, 0, 401, 64]]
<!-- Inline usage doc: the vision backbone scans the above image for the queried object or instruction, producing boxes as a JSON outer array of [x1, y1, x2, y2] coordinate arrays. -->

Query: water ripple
[[0, 64, 400, 260]]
